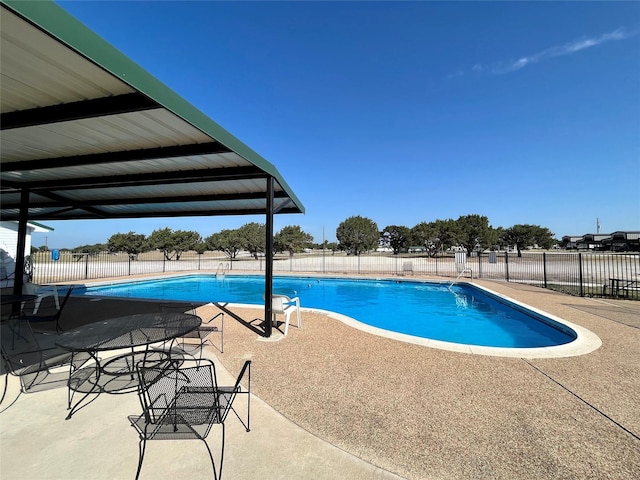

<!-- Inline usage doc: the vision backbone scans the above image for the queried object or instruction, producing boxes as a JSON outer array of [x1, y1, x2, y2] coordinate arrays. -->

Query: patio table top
[[55, 312, 201, 352]]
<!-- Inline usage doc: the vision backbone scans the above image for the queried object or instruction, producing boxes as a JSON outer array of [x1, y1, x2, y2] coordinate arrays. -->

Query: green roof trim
[[28, 221, 54, 232], [2, 0, 304, 214]]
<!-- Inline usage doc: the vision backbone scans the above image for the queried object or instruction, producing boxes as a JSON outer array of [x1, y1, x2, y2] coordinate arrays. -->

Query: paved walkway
[[1, 278, 639, 479], [0, 345, 401, 480]]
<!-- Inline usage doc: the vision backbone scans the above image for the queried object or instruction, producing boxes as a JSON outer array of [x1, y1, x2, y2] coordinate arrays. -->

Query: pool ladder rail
[[215, 262, 230, 278], [448, 268, 473, 290]]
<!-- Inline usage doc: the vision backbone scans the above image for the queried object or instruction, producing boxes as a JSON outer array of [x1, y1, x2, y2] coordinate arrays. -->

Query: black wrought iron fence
[[30, 250, 640, 300]]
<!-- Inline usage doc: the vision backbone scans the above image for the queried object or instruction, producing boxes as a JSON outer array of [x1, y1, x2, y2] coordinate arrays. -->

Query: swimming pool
[[77, 275, 578, 350]]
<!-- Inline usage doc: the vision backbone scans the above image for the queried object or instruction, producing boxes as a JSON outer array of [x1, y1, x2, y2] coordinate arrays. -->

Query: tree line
[[34, 214, 556, 259]]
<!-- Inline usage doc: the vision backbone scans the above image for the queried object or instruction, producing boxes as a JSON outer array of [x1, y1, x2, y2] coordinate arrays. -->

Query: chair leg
[[134, 438, 146, 480], [0, 375, 7, 405], [32, 297, 43, 314], [200, 436, 218, 480], [228, 390, 251, 432], [216, 422, 225, 480], [220, 315, 224, 353], [21, 368, 49, 392]]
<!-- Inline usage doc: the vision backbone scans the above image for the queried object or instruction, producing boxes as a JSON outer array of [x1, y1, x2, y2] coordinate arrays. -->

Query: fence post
[[478, 252, 482, 279], [505, 251, 510, 282], [578, 253, 584, 297], [543, 252, 547, 289], [128, 255, 131, 276], [84, 254, 89, 280], [163, 256, 166, 273]]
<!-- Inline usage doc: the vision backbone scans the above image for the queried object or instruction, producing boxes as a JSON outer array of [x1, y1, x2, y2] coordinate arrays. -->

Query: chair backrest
[[25, 286, 75, 332], [1, 317, 46, 375], [271, 296, 285, 314], [22, 282, 39, 295], [136, 357, 220, 425]]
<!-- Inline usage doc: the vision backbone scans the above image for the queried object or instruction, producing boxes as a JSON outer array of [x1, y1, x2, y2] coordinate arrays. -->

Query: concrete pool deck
[[297, 280, 603, 359], [1, 278, 639, 479]]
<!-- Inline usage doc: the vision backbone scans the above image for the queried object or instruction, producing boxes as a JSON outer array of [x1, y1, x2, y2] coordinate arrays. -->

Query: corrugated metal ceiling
[[0, 0, 304, 222]]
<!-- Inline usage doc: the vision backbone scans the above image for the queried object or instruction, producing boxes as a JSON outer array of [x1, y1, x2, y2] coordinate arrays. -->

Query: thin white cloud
[[452, 26, 638, 77], [496, 27, 635, 74]]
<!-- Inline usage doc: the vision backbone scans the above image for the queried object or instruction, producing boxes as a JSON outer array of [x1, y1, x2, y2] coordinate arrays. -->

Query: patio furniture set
[[1, 289, 250, 479]]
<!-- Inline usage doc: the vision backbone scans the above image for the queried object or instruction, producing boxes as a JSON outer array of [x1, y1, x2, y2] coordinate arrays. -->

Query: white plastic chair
[[271, 294, 301, 336], [22, 282, 59, 314], [454, 252, 467, 273]]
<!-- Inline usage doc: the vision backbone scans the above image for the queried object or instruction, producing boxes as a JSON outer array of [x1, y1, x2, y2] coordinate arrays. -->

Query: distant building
[[562, 231, 640, 252], [600, 231, 640, 252], [577, 234, 611, 250], [561, 236, 583, 249]]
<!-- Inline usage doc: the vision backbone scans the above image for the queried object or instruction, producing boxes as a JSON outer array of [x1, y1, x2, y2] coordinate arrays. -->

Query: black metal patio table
[[55, 312, 201, 419]]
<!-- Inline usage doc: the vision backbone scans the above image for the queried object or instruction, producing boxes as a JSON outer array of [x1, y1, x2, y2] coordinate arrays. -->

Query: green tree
[[107, 232, 147, 259], [147, 228, 174, 260], [336, 215, 379, 255], [171, 230, 202, 260], [148, 228, 201, 260], [274, 225, 314, 257], [411, 219, 458, 256], [501, 224, 555, 257], [381, 225, 410, 254], [492, 226, 505, 250], [205, 229, 243, 259], [317, 241, 338, 253], [193, 241, 207, 255], [72, 243, 106, 255], [455, 214, 494, 255], [238, 222, 265, 259]]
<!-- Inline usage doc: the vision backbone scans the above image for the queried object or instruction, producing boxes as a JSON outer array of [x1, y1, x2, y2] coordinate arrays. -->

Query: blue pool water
[[76, 275, 575, 349]]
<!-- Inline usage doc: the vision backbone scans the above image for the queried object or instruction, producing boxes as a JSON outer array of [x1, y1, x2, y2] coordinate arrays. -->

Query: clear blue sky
[[35, 1, 640, 249]]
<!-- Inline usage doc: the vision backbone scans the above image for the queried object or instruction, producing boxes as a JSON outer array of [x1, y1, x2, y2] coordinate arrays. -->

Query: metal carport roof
[[0, 0, 304, 221], [0, 0, 304, 335]]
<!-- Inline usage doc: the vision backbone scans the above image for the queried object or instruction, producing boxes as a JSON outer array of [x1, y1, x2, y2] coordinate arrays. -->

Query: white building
[[0, 221, 53, 282]]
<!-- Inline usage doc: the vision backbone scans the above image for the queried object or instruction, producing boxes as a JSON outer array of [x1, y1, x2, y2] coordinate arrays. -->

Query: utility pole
[[596, 218, 600, 234]]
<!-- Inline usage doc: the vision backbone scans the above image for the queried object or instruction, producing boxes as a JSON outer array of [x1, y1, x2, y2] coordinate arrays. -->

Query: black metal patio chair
[[157, 303, 224, 359], [19, 285, 75, 333], [0, 314, 91, 406], [129, 357, 250, 480]]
